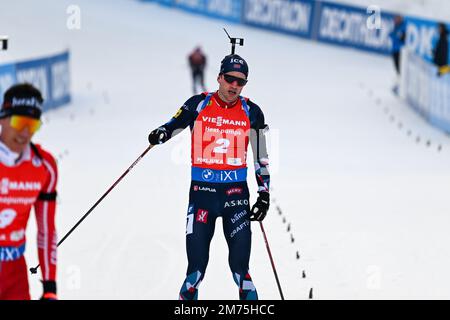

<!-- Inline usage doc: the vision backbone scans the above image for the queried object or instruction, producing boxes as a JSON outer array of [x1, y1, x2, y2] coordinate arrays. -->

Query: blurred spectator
[[433, 23, 449, 76], [188, 46, 207, 94], [390, 15, 406, 75]]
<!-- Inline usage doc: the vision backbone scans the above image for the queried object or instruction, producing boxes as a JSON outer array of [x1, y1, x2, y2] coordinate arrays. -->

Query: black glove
[[249, 192, 270, 221], [148, 127, 169, 145], [40, 280, 57, 300]]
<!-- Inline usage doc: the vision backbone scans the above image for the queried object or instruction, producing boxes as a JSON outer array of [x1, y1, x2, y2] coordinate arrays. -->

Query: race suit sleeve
[[248, 100, 270, 193], [34, 149, 58, 281], [160, 93, 205, 140]]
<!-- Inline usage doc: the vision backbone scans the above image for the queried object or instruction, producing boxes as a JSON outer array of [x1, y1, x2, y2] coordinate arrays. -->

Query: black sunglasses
[[223, 74, 248, 86]]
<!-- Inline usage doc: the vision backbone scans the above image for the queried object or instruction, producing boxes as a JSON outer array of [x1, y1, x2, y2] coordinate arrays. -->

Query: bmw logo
[[202, 169, 214, 182]]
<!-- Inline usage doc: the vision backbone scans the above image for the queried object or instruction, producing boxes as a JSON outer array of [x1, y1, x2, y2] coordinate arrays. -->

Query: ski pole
[[30, 144, 155, 275], [259, 221, 285, 300]]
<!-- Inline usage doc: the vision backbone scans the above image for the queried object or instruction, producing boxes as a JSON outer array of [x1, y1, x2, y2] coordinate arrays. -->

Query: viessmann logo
[[1, 178, 42, 195], [202, 116, 247, 127]]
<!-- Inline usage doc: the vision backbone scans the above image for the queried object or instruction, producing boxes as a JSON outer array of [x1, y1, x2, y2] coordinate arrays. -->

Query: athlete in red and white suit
[[0, 84, 58, 300]]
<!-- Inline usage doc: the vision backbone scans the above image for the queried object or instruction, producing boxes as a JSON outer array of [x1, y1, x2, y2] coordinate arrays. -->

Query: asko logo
[[196, 209, 209, 224], [1, 178, 42, 195], [224, 199, 249, 208]]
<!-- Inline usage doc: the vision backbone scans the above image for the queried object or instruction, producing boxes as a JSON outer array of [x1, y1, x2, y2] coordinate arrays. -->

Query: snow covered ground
[[1, 0, 450, 300]]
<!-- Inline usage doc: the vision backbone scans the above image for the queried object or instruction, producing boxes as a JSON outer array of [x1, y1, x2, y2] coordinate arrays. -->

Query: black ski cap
[[0, 83, 43, 119], [220, 54, 248, 78]]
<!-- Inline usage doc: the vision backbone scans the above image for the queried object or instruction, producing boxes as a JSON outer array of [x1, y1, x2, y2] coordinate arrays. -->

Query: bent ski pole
[[259, 221, 285, 300], [30, 144, 155, 275]]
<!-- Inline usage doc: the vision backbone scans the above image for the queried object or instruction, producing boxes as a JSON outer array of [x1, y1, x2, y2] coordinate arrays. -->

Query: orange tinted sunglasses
[[10, 115, 42, 134]]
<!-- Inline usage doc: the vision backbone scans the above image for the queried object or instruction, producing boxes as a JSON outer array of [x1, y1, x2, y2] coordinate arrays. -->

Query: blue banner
[[0, 50, 71, 112], [315, 1, 395, 55], [147, 0, 242, 22], [143, 0, 173, 6], [142, 0, 450, 62], [48, 51, 71, 109], [164, 0, 242, 23], [179, 0, 241, 23], [0, 64, 17, 103], [403, 17, 450, 63], [160, 0, 173, 5], [242, 0, 314, 38], [15, 57, 53, 108]]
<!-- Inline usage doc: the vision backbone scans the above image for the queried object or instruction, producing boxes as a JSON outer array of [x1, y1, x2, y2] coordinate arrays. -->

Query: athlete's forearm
[[35, 199, 57, 281], [250, 126, 270, 193]]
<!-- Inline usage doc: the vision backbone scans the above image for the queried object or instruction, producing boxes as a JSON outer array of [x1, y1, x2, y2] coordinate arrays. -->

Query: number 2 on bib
[[213, 138, 230, 154]]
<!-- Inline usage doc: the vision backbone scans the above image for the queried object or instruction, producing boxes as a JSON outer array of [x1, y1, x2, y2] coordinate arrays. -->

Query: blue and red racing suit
[[156, 92, 270, 300]]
